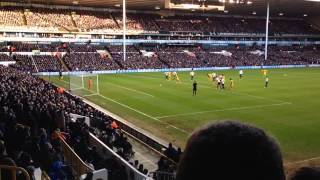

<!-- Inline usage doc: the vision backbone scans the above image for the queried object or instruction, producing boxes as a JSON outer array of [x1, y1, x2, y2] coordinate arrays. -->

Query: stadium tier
[[0, 6, 319, 34], [1, 44, 320, 72]]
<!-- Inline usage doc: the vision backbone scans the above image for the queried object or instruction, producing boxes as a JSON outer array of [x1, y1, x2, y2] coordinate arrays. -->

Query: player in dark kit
[[193, 81, 197, 96], [265, 76, 269, 88], [59, 70, 63, 80]]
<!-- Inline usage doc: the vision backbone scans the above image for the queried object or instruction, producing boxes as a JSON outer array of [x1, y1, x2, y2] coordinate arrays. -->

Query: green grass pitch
[[45, 68, 320, 163]]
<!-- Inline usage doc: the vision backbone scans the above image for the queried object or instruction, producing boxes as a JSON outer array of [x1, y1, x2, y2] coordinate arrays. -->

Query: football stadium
[[0, 0, 320, 179]]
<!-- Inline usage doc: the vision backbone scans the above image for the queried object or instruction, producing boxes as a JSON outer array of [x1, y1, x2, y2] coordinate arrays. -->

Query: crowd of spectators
[[32, 55, 63, 72], [63, 53, 120, 71], [113, 13, 159, 32], [0, 7, 24, 26], [0, 54, 14, 61], [10, 55, 35, 73], [72, 11, 119, 31], [0, 6, 319, 35], [109, 46, 167, 69], [25, 8, 74, 29], [9, 55, 63, 73], [3, 45, 320, 72], [155, 45, 320, 68], [0, 66, 80, 179], [0, 65, 148, 179]]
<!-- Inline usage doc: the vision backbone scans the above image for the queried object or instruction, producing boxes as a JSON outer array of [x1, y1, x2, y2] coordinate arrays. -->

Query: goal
[[69, 74, 100, 96]]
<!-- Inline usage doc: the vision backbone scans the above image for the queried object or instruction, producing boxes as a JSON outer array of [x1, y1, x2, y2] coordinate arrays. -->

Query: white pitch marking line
[[95, 94, 189, 134], [58, 79, 188, 134], [285, 156, 320, 166], [155, 102, 292, 119], [83, 94, 99, 97], [106, 82, 154, 98], [226, 91, 290, 104]]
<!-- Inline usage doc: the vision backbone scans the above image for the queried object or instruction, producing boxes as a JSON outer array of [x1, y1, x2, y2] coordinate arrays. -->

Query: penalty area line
[[156, 102, 292, 119], [58, 80, 188, 134], [106, 82, 154, 98], [83, 94, 99, 97], [95, 94, 189, 135]]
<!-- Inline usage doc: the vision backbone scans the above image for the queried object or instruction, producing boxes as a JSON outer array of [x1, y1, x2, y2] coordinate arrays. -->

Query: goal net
[[69, 74, 100, 97]]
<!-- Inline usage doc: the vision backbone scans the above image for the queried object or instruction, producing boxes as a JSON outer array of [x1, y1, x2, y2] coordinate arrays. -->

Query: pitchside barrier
[[35, 64, 320, 76]]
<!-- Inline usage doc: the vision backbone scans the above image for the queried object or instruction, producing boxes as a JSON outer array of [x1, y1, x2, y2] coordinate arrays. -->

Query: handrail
[[41, 171, 51, 180], [55, 131, 94, 178], [0, 165, 30, 180], [89, 133, 151, 180]]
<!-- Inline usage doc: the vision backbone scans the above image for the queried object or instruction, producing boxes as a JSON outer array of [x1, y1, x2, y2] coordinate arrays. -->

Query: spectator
[[176, 121, 285, 180], [291, 167, 320, 180]]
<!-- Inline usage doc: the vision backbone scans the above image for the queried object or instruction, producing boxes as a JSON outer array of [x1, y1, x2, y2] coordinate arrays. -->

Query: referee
[[193, 80, 197, 96]]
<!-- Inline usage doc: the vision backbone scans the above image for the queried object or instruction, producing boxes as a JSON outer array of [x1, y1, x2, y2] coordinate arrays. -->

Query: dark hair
[[176, 121, 285, 180], [291, 167, 320, 180]]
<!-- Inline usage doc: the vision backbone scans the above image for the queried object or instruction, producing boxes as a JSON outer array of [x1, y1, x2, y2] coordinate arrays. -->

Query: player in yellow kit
[[262, 69, 268, 77], [229, 78, 234, 89]]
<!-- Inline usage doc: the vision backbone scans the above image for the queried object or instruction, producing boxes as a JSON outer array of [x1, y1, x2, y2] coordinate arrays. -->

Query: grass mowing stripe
[[105, 81, 154, 98], [156, 102, 292, 119], [123, 73, 290, 104]]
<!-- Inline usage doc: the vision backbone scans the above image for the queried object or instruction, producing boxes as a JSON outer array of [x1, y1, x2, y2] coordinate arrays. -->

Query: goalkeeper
[[88, 77, 93, 90]]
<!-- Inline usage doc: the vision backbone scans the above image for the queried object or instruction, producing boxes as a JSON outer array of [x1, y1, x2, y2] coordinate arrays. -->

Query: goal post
[[69, 73, 100, 97]]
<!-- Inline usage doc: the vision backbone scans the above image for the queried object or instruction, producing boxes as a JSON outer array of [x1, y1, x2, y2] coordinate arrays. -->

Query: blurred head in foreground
[[176, 121, 285, 180]]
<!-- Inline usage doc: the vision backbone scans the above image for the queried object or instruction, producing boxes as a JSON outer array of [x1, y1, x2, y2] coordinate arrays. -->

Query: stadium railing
[[41, 171, 51, 180], [56, 131, 94, 178], [0, 165, 30, 180], [89, 133, 152, 180]]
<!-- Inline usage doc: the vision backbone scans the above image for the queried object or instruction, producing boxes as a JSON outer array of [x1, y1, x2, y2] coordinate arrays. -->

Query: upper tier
[[0, 6, 319, 35]]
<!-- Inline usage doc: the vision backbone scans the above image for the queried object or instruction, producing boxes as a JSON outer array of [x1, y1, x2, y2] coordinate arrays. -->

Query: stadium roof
[[5, 0, 320, 17]]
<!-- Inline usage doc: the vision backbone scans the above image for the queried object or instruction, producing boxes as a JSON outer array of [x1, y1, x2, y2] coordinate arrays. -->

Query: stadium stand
[[72, 11, 119, 31], [0, 66, 76, 179], [0, 6, 318, 34], [0, 7, 25, 26], [10, 55, 35, 72], [63, 53, 120, 71], [0, 65, 153, 179], [32, 55, 63, 72], [0, 54, 14, 61], [1, 44, 319, 72], [25, 8, 74, 29]]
